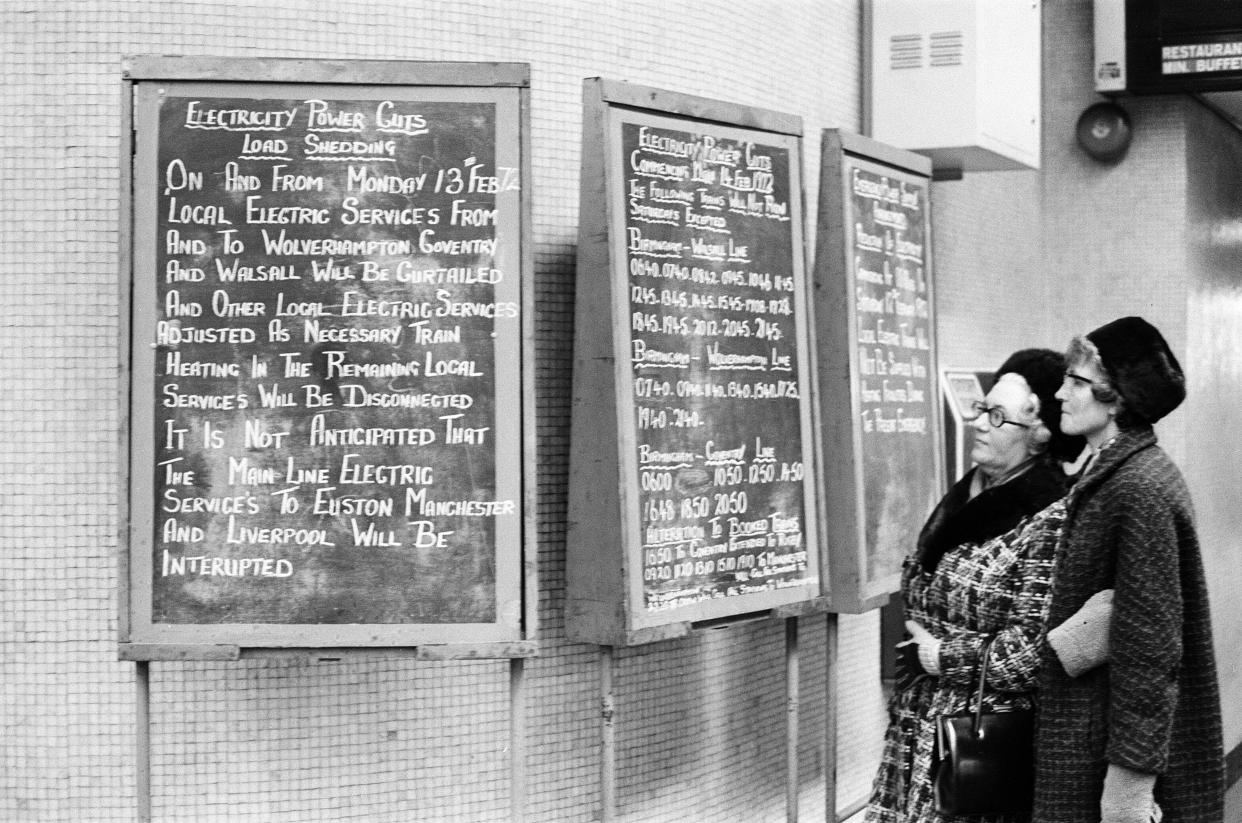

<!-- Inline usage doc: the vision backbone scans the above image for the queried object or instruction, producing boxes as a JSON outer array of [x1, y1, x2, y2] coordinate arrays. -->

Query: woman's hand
[[1100, 763, 1161, 823], [894, 620, 942, 689], [894, 640, 929, 689]]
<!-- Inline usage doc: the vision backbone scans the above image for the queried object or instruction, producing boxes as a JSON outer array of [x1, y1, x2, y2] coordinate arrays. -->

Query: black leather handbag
[[931, 639, 1035, 816]]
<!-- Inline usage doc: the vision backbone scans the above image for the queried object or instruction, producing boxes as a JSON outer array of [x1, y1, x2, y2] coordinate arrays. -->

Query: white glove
[[904, 619, 942, 675], [1100, 763, 1161, 823], [1048, 588, 1114, 677]]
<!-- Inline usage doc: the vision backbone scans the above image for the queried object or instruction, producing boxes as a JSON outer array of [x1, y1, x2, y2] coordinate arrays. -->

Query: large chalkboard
[[121, 60, 534, 657], [567, 80, 823, 646], [813, 130, 942, 613]]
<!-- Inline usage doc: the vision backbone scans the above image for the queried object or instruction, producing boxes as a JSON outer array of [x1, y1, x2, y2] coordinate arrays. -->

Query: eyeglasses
[[1062, 370, 1102, 389], [968, 401, 1032, 429]]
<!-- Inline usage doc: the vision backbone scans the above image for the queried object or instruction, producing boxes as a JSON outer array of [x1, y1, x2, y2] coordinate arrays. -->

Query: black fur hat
[[994, 348, 1085, 462], [1086, 316, 1185, 424]]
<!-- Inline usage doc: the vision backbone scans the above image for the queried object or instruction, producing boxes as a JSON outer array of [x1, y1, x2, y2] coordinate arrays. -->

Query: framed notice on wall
[[813, 130, 942, 613], [566, 79, 824, 647], [119, 58, 535, 659], [941, 368, 991, 486]]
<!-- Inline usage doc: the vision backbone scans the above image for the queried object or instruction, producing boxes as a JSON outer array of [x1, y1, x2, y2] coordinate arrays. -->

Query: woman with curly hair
[[865, 348, 1088, 823]]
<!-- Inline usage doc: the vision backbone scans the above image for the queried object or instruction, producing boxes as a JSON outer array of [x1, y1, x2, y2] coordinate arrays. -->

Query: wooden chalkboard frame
[[813, 130, 943, 613], [118, 57, 536, 660], [566, 79, 826, 647]]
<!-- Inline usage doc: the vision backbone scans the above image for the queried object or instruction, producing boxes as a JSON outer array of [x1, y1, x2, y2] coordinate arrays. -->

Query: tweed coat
[[865, 461, 1070, 823], [1033, 426, 1223, 823]]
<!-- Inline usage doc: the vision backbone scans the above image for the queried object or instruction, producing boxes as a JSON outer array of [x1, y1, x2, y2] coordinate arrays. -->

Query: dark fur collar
[[916, 459, 1070, 572]]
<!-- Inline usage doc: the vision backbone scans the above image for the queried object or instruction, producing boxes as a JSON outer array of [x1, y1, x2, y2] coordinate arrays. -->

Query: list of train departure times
[[618, 121, 815, 612]]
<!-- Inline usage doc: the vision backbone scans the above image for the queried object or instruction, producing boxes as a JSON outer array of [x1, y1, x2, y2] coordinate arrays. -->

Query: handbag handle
[[971, 638, 996, 734]]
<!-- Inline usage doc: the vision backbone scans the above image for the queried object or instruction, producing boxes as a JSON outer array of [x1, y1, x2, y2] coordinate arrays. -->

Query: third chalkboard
[[813, 129, 942, 613]]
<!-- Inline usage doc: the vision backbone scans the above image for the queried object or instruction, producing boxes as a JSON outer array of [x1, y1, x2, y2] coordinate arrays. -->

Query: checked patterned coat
[[864, 460, 1070, 823], [1033, 426, 1224, 823]]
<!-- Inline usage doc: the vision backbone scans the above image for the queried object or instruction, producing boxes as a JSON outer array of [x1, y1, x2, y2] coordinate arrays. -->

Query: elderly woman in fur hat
[[865, 348, 1089, 823], [1034, 317, 1224, 823]]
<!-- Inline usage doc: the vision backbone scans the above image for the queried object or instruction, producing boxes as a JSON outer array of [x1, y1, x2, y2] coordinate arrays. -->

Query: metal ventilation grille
[[889, 34, 922, 69], [929, 30, 964, 66]]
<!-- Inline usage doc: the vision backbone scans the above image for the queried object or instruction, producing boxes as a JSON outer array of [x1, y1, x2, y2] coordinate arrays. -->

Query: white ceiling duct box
[[867, 0, 1041, 176]]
